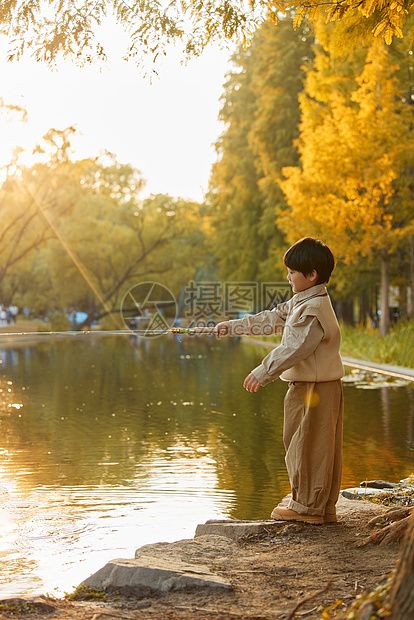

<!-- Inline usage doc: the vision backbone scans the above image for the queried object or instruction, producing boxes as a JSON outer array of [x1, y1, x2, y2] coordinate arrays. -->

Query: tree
[[0, 0, 411, 69], [207, 40, 268, 282], [0, 176, 52, 296], [386, 512, 414, 619], [279, 31, 414, 335], [0, 127, 79, 300], [0, 127, 210, 322], [43, 185, 209, 324], [207, 16, 313, 285]]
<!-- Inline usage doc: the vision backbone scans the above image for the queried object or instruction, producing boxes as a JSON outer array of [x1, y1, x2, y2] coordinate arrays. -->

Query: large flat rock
[[195, 519, 281, 539], [134, 534, 237, 562], [82, 556, 231, 594], [81, 535, 234, 595], [195, 494, 387, 540]]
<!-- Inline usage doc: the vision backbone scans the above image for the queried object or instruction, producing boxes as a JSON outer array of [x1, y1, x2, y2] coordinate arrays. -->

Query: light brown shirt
[[227, 284, 344, 386]]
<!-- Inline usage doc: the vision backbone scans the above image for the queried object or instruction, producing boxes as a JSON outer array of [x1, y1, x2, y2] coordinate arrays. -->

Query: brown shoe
[[270, 507, 323, 525], [324, 512, 338, 523]]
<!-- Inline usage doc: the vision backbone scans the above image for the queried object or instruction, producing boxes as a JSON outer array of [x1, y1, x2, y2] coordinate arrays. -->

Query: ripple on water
[[13, 514, 95, 550]]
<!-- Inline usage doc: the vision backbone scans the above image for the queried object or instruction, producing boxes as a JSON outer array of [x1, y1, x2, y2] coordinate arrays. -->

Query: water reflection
[[0, 335, 413, 596]]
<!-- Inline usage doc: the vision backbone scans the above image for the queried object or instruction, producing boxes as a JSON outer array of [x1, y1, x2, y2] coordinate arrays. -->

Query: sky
[[0, 18, 235, 202]]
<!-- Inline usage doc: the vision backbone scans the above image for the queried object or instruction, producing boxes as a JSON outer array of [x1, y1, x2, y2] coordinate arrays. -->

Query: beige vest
[[280, 287, 344, 382]]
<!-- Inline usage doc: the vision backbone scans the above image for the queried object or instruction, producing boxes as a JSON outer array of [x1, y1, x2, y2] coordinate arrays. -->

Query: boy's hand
[[243, 372, 261, 392], [213, 321, 231, 337]]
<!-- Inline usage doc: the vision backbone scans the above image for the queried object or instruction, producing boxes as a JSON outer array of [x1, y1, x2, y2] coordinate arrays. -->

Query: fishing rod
[[0, 327, 218, 337]]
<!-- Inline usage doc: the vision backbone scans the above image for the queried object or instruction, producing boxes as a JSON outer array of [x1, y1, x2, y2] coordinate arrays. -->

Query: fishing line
[[0, 327, 217, 337]]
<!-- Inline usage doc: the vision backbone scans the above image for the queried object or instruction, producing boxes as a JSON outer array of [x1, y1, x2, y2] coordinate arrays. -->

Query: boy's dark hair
[[283, 237, 336, 284]]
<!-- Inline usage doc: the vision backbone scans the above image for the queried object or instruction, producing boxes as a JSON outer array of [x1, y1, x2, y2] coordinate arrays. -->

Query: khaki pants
[[283, 380, 343, 517]]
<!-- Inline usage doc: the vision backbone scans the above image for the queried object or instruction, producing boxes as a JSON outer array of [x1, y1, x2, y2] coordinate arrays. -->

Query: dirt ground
[[0, 499, 403, 620]]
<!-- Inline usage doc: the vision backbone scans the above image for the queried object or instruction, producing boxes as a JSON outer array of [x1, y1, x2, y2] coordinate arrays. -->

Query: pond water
[[0, 335, 413, 597]]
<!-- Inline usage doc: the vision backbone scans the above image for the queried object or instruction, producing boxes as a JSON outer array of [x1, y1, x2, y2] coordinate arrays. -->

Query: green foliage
[[0, 127, 211, 322], [47, 310, 71, 331], [207, 16, 314, 282]]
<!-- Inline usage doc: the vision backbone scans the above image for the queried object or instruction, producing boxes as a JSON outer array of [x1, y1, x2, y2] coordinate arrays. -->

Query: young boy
[[214, 237, 344, 525]]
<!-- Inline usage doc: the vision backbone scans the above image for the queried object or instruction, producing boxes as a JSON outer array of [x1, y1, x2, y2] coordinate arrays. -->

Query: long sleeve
[[251, 315, 324, 386], [226, 299, 291, 337]]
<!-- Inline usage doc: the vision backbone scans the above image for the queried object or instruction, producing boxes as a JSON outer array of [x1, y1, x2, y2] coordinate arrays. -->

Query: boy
[[214, 237, 344, 525]]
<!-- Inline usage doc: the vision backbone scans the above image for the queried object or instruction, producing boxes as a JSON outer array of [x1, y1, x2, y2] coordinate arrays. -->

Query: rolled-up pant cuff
[[288, 498, 324, 517]]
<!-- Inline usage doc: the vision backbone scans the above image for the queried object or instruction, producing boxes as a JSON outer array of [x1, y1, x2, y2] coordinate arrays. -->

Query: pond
[[0, 335, 413, 597]]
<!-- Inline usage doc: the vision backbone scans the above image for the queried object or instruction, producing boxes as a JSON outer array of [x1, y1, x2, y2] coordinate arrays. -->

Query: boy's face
[[286, 269, 318, 293]]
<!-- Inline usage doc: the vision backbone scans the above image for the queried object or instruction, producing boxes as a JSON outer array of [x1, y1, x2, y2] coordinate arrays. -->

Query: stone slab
[[341, 487, 385, 499], [195, 494, 387, 540], [135, 534, 237, 562], [81, 555, 232, 594], [195, 519, 281, 540], [360, 480, 398, 489]]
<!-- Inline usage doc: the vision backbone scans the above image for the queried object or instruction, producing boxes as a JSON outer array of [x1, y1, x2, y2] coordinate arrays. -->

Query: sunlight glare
[[0, 15, 232, 201]]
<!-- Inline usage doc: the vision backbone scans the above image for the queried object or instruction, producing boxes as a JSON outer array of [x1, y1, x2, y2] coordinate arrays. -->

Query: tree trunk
[[333, 298, 354, 324], [387, 512, 414, 619], [409, 235, 414, 317], [379, 248, 389, 337], [360, 291, 371, 325]]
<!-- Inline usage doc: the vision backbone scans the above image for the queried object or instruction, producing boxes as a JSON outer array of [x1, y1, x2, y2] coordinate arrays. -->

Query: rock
[[195, 519, 281, 540], [81, 537, 233, 595], [341, 487, 385, 499], [360, 480, 398, 489], [135, 535, 236, 561], [340, 481, 414, 506], [196, 494, 387, 539], [82, 557, 231, 594]]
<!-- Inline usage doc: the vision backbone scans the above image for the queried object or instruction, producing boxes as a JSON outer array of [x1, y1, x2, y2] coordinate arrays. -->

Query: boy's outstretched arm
[[213, 321, 231, 337]]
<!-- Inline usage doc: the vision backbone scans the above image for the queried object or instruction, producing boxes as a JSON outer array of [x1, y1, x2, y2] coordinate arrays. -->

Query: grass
[[339, 319, 414, 369], [66, 584, 111, 601], [0, 318, 49, 333]]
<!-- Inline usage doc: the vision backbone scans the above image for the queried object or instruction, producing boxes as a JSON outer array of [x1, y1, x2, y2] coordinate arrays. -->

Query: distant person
[[9, 305, 18, 324], [214, 237, 344, 525]]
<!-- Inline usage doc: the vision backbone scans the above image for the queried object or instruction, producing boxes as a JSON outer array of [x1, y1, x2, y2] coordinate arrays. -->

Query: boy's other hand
[[214, 321, 231, 337], [243, 373, 261, 392]]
